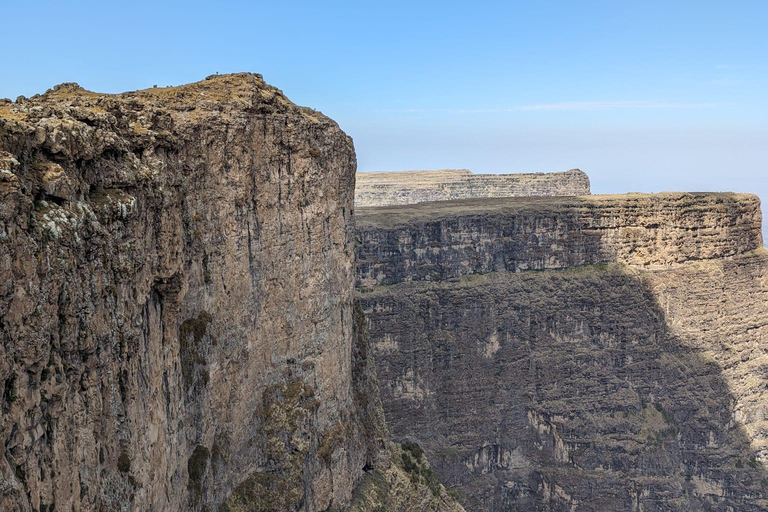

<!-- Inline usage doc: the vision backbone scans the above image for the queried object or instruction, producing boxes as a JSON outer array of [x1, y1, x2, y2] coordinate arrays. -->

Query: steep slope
[[0, 74, 405, 512], [356, 195, 768, 511]]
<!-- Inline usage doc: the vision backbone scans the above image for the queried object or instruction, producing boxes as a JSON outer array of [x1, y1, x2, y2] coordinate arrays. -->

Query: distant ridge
[[355, 168, 590, 207]]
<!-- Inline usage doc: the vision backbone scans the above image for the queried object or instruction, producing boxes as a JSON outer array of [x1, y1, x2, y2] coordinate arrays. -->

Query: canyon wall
[[355, 168, 590, 207], [4, 71, 765, 512], [0, 75, 460, 512], [357, 194, 768, 511], [357, 193, 763, 287]]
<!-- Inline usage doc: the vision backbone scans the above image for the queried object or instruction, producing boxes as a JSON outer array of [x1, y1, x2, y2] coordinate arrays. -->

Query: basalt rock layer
[[356, 193, 763, 287], [357, 195, 768, 511], [355, 169, 590, 207], [0, 75, 462, 512]]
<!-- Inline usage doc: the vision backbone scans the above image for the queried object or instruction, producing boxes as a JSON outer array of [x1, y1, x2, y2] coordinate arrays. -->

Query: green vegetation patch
[[220, 470, 298, 512], [221, 378, 319, 511], [347, 442, 458, 511], [318, 420, 352, 464], [398, 441, 441, 497], [347, 468, 392, 512]]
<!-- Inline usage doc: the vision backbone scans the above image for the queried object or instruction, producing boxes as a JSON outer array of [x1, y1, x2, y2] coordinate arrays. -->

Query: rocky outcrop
[[356, 193, 763, 287], [355, 169, 590, 207], [6, 71, 764, 512], [346, 442, 465, 512], [0, 74, 446, 512], [357, 195, 768, 511]]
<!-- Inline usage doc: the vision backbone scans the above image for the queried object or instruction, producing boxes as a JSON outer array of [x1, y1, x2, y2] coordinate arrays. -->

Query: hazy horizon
[[2, 1, 765, 238]]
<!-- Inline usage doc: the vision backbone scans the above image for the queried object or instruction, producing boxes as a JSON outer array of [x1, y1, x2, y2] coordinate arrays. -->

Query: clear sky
[[2, 1, 766, 237]]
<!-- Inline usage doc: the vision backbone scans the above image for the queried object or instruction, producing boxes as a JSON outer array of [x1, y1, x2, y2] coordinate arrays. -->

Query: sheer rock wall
[[355, 168, 590, 207], [356, 193, 763, 287], [356, 195, 768, 511], [0, 74, 367, 512]]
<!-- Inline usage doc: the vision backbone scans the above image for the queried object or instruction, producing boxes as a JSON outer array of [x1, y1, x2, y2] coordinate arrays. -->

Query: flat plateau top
[[356, 168, 583, 184], [357, 169, 472, 179], [355, 192, 760, 228]]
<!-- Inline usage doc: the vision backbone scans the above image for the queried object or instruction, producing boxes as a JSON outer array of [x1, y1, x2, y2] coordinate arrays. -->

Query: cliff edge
[[355, 168, 590, 207], [0, 75, 460, 511], [357, 194, 768, 510]]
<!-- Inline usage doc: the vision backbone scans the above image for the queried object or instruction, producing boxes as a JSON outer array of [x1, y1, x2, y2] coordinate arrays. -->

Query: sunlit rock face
[[356, 193, 763, 287], [0, 74, 369, 511], [357, 195, 768, 511], [355, 168, 590, 207]]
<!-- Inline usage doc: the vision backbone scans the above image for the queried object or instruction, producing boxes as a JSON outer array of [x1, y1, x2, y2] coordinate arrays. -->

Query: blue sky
[[2, 1, 766, 237]]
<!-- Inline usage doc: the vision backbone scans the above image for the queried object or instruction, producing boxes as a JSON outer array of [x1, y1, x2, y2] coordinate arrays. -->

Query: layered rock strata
[[0, 75, 460, 512], [356, 193, 763, 287], [357, 195, 768, 511], [355, 168, 590, 207]]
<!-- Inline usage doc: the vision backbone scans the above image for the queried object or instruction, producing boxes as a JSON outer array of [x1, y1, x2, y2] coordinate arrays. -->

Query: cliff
[[357, 193, 763, 287], [355, 168, 590, 207], [4, 71, 765, 512], [357, 195, 768, 510], [0, 75, 461, 511]]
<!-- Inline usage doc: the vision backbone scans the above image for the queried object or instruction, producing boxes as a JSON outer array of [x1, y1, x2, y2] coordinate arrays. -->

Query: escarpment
[[4, 72, 767, 512], [357, 193, 763, 287], [355, 168, 590, 207], [0, 75, 462, 511], [357, 194, 768, 511]]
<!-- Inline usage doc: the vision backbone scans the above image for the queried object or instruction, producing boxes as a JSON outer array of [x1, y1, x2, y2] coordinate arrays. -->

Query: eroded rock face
[[355, 169, 590, 207], [356, 193, 763, 287], [357, 196, 768, 511], [0, 74, 366, 511]]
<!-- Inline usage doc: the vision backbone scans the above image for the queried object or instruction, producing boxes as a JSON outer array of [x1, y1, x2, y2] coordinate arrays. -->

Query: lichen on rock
[[0, 73, 371, 511]]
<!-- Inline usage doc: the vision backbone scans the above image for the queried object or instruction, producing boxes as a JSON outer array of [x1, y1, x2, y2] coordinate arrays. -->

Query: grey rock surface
[[355, 168, 590, 207]]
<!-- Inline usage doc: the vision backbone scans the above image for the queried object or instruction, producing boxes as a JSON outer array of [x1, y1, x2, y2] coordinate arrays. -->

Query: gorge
[[356, 192, 767, 511], [1, 74, 766, 512]]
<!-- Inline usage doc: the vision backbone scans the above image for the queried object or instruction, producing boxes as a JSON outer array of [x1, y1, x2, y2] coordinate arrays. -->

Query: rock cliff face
[[357, 195, 768, 511], [355, 169, 590, 207], [357, 193, 763, 287], [4, 72, 765, 512], [0, 74, 459, 512]]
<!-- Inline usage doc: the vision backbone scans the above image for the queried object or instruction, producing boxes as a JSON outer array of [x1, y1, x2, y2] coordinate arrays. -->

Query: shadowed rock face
[[356, 196, 768, 511], [0, 74, 366, 511], [0, 75, 466, 512], [355, 169, 590, 207], [4, 71, 765, 512]]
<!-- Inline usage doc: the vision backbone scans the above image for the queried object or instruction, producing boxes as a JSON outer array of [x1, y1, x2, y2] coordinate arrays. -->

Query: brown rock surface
[[357, 196, 768, 511], [0, 74, 373, 511], [355, 168, 590, 207], [356, 193, 763, 287], [6, 69, 763, 512]]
